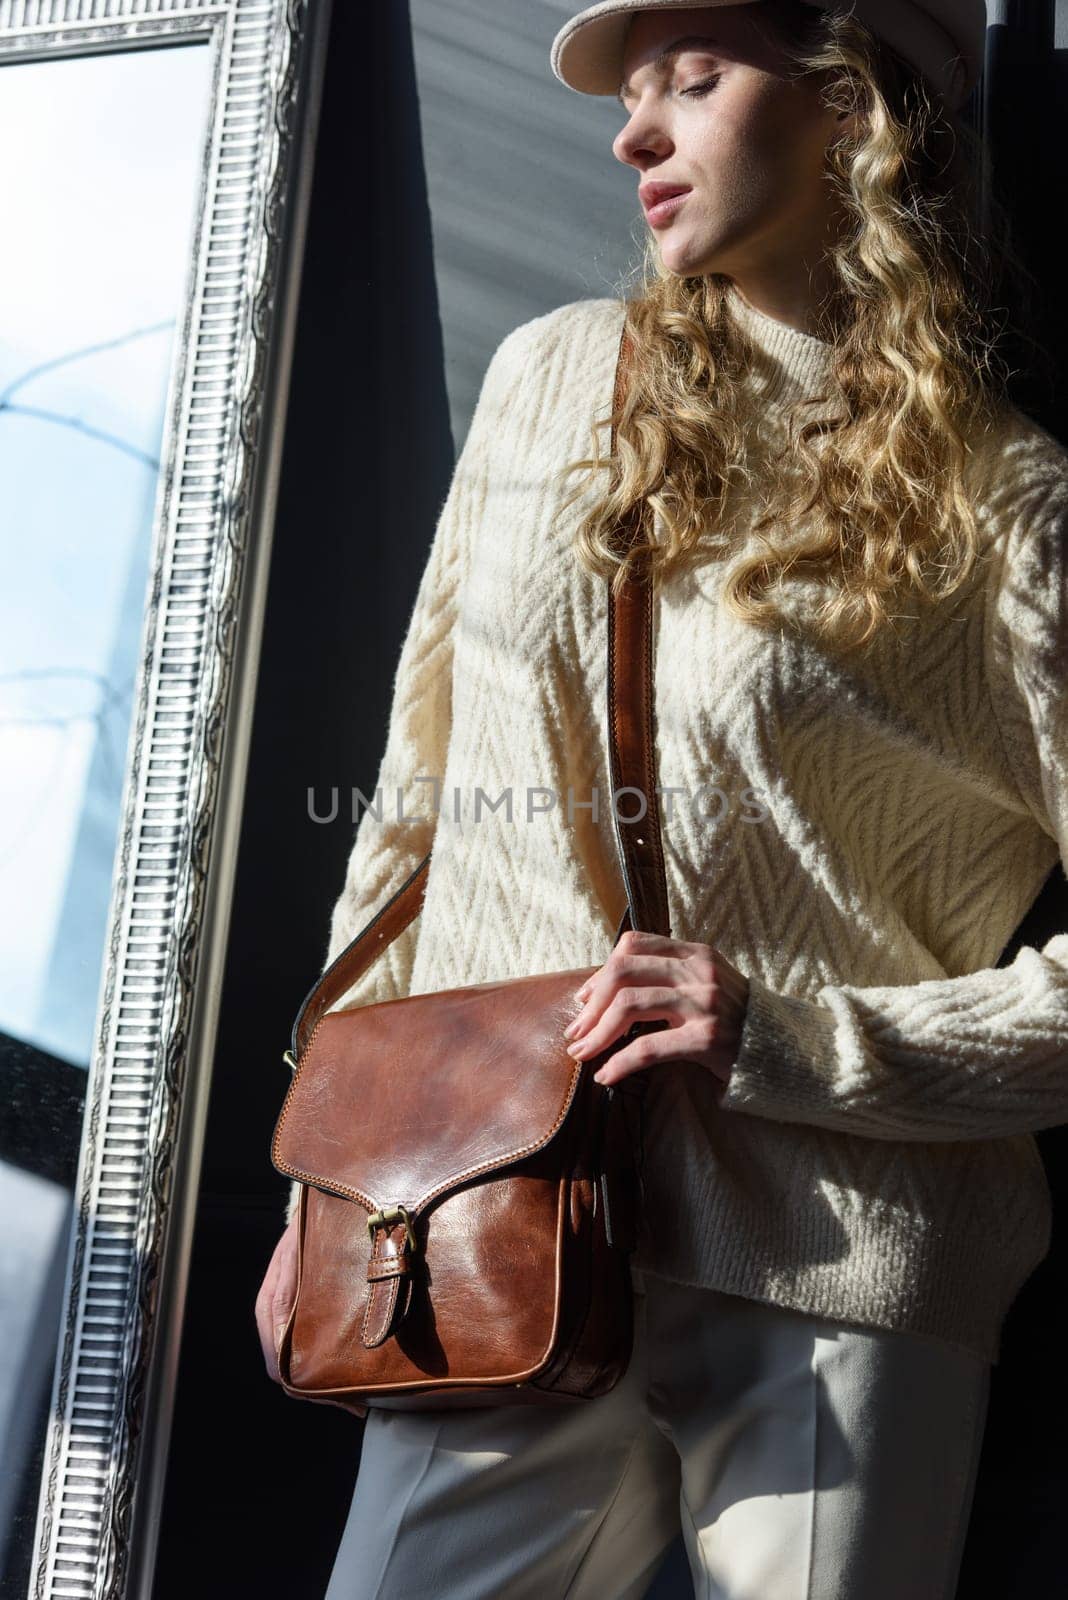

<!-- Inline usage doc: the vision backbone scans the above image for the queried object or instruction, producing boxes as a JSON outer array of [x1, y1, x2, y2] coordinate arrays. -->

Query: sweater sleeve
[[718, 487, 1068, 1143], [284, 322, 535, 1225]]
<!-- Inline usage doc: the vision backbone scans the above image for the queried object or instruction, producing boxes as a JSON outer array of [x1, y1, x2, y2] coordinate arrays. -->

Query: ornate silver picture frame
[[0, 2, 330, 1595]]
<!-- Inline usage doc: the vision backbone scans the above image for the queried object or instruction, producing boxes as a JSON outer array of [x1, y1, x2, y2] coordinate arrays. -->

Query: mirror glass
[[0, 40, 212, 1593]]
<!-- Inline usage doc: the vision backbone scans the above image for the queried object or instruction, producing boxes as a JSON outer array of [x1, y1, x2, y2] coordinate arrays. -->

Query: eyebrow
[[616, 35, 725, 108]]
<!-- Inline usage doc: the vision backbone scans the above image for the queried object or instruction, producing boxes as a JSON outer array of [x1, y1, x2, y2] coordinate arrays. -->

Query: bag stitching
[[274, 1033, 586, 1215]]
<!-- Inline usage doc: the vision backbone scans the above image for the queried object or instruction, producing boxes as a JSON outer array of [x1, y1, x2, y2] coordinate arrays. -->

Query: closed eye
[[682, 74, 722, 97]]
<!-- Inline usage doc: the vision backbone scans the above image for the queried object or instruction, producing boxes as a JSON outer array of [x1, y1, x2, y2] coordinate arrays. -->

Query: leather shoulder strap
[[290, 313, 668, 1060], [606, 325, 670, 946]]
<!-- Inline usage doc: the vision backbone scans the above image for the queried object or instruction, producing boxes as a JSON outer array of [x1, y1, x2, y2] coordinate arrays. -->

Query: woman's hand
[[255, 1215, 301, 1385], [255, 1215, 368, 1417], [563, 928, 750, 1089]]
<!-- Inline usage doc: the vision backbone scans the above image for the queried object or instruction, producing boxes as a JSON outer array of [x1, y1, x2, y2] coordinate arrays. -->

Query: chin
[[657, 237, 721, 278]]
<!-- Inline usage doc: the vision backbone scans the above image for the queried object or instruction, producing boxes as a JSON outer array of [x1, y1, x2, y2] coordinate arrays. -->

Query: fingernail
[[566, 1040, 586, 1057]]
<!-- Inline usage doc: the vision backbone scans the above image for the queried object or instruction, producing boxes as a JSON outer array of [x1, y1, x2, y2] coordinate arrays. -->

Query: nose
[[612, 106, 673, 169]]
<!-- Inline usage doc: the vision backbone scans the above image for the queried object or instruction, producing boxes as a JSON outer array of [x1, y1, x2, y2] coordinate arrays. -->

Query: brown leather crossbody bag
[[270, 325, 670, 1412]]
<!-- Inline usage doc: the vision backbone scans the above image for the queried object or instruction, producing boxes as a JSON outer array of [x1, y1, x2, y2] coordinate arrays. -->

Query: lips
[[639, 182, 692, 212]]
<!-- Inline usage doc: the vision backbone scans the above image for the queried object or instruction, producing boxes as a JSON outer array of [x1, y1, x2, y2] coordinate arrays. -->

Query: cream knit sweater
[[286, 287, 1068, 1364]]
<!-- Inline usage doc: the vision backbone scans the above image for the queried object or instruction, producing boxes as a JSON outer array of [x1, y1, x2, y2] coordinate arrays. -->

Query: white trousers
[[323, 1266, 990, 1600]]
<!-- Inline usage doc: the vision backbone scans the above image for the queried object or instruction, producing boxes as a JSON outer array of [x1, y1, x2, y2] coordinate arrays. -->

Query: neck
[[727, 279, 835, 341], [722, 192, 850, 336], [723, 281, 838, 412]]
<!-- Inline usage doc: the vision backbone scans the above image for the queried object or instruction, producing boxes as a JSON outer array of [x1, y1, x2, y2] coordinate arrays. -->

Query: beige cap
[[550, 0, 987, 111]]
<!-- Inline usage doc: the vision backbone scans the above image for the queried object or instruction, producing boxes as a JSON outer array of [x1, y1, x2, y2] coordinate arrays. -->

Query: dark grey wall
[[411, 0, 642, 445]]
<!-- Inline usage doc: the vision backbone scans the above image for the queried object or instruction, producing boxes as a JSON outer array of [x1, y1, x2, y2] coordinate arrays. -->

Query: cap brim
[[551, 1, 763, 97], [549, 0, 979, 109]]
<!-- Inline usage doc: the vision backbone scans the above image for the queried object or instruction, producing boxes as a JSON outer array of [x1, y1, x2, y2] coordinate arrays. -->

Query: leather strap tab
[[367, 1255, 408, 1282], [361, 1220, 415, 1349]]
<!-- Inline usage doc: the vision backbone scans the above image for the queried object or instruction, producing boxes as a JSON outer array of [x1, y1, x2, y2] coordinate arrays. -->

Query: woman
[[256, 3, 1068, 1596]]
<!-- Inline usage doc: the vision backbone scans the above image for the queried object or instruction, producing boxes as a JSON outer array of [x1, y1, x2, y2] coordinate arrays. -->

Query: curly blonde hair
[[556, 0, 1041, 654]]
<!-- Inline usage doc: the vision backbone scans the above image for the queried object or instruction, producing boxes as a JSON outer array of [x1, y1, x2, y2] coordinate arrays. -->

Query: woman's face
[[613, 5, 848, 288]]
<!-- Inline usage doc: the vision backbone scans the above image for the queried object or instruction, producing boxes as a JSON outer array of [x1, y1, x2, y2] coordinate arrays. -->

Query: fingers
[[566, 954, 683, 1041], [566, 983, 681, 1063], [565, 932, 721, 1058], [256, 1313, 280, 1381], [255, 1223, 299, 1383], [591, 1016, 722, 1087], [569, 931, 707, 1015], [255, 1250, 281, 1376], [254, 1227, 366, 1417], [271, 1226, 299, 1365]]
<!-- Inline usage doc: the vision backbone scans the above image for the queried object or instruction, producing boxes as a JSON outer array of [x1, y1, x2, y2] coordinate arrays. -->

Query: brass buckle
[[282, 1049, 297, 1073], [366, 1203, 417, 1252]]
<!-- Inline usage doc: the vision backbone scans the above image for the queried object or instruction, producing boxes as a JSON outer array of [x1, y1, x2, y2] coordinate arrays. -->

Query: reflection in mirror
[[0, 41, 211, 1594]]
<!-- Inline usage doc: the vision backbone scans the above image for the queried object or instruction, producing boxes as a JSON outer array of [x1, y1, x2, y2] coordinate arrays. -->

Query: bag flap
[[272, 965, 597, 1216]]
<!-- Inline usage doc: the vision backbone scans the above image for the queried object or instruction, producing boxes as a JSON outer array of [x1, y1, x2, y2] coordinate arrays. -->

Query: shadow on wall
[[409, 0, 643, 444]]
